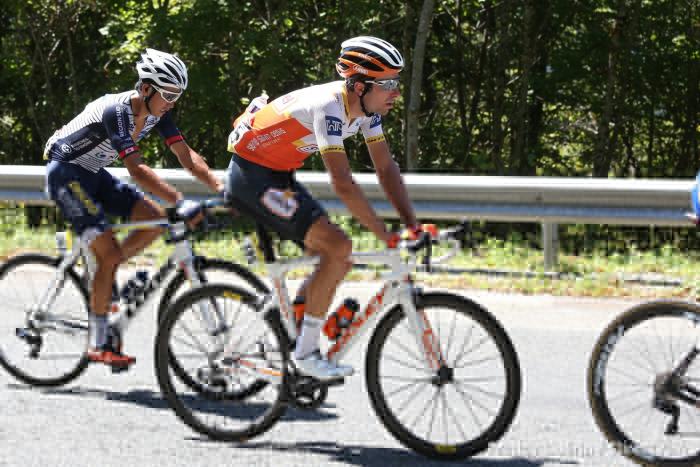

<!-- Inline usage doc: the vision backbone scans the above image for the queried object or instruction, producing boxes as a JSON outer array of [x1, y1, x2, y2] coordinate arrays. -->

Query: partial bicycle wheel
[[0, 253, 90, 386], [157, 257, 270, 399], [366, 292, 521, 460], [155, 283, 289, 441], [587, 300, 700, 467]]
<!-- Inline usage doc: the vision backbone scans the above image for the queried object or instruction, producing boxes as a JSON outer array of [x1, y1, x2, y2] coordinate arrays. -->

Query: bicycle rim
[[366, 292, 521, 460], [156, 284, 288, 441], [588, 301, 700, 466], [0, 254, 89, 386]]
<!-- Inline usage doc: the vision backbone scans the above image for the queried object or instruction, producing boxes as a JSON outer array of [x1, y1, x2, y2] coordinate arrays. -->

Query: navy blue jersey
[[44, 91, 183, 172]]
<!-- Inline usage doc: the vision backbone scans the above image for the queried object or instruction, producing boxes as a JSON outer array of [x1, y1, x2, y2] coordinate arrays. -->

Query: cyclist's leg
[[97, 168, 163, 261], [226, 155, 352, 378], [302, 217, 352, 322], [119, 198, 163, 260], [46, 162, 133, 366]]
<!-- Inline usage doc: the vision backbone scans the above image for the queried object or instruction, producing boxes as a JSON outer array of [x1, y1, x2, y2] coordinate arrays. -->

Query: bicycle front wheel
[[0, 253, 89, 386], [155, 283, 288, 442], [588, 300, 700, 466], [366, 292, 521, 460]]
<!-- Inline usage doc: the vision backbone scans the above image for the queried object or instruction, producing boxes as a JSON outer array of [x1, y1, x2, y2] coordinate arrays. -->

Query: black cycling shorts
[[45, 160, 142, 238], [225, 154, 326, 244]]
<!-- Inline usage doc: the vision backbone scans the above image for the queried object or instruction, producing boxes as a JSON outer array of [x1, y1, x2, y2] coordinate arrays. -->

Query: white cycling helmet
[[136, 48, 188, 90]]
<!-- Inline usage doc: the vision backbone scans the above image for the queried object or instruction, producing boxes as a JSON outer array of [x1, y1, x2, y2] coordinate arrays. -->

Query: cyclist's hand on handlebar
[[386, 232, 401, 249], [406, 224, 438, 240], [175, 199, 204, 227]]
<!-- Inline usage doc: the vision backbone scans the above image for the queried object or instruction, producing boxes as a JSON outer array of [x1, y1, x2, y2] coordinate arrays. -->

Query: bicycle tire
[[157, 257, 270, 400], [365, 292, 521, 460], [0, 253, 90, 386], [155, 283, 289, 441], [587, 300, 700, 467]]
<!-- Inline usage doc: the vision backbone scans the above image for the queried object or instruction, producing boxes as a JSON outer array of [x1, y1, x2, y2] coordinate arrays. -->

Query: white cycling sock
[[89, 313, 109, 349], [294, 315, 323, 359]]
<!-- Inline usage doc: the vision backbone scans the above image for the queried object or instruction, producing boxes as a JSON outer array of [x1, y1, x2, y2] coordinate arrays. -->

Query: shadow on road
[[5, 383, 339, 423], [212, 440, 578, 467]]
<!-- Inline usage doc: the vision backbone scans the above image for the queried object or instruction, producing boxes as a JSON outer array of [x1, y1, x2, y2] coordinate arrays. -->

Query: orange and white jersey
[[227, 81, 385, 171]]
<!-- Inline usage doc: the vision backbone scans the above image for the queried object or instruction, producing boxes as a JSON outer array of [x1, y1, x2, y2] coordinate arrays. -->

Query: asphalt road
[[0, 280, 645, 467]]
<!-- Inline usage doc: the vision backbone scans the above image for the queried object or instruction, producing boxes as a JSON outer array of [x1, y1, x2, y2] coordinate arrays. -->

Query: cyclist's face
[[145, 84, 180, 116], [362, 76, 401, 116]]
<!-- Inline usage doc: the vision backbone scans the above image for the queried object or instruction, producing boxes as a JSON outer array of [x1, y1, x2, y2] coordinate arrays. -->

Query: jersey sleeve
[[102, 104, 139, 159], [361, 114, 386, 145], [155, 111, 185, 146], [313, 101, 346, 155]]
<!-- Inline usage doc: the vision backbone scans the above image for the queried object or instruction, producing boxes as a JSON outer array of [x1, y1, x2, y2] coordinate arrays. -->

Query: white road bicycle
[[587, 215, 700, 467], [0, 198, 267, 390], [155, 223, 522, 460]]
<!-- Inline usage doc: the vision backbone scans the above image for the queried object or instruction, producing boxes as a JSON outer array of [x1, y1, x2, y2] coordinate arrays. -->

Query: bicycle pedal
[[110, 363, 133, 374]]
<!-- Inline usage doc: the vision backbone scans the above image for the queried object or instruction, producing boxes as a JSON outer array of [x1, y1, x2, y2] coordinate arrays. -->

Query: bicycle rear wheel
[[157, 257, 270, 400], [0, 253, 89, 386], [155, 283, 288, 441], [588, 300, 700, 466], [365, 292, 521, 460]]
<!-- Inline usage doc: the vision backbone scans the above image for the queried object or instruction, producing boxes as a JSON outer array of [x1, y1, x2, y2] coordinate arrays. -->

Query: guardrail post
[[542, 222, 559, 271]]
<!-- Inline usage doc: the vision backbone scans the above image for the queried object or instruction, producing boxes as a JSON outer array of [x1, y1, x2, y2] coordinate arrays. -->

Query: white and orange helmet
[[336, 36, 404, 80]]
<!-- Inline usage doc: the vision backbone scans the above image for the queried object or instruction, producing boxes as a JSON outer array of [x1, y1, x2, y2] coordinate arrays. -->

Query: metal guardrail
[[0, 165, 694, 269]]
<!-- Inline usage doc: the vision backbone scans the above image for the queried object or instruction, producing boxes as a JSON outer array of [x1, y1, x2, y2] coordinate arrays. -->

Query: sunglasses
[[151, 84, 183, 103], [365, 79, 401, 91]]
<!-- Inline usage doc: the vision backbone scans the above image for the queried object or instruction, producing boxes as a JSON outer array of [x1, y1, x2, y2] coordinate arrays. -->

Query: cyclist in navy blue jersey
[[45, 48, 223, 369]]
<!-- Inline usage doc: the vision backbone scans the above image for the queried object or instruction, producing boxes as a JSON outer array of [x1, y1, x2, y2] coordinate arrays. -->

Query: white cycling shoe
[[293, 350, 353, 380]]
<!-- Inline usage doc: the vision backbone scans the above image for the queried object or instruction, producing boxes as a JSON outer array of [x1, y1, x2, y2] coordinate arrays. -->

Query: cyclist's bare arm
[[170, 141, 224, 193], [123, 152, 181, 205], [367, 140, 417, 228], [321, 150, 392, 243]]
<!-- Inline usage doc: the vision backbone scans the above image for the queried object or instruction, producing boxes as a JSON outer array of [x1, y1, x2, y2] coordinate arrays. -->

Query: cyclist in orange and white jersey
[[225, 36, 420, 380]]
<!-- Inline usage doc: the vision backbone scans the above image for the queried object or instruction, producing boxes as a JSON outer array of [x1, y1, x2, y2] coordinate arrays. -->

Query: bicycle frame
[[223, 236, 462, 383], [31, 216, 217, 339]]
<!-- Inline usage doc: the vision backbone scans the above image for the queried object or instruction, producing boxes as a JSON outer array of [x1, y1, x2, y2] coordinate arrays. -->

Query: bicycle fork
[[402, 290, 447, 373]]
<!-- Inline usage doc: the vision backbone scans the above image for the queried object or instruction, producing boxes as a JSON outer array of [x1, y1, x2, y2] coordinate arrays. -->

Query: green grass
[[3, 219, 700, 300]]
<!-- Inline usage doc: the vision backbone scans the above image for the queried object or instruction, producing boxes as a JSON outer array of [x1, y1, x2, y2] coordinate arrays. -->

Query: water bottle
[[121, 270, 149, 303], [293, 297, 305, 331], [323, 298, 360, 340], [55, 231, 69, 256], [241, 237, 257, 265]]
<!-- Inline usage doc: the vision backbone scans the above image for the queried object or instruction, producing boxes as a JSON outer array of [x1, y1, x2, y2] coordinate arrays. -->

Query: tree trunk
[[509, 0, 537, 175], [401, 0, 417, 170], [405, 0, 436, 171], [461, 1, 491, 170], [454, 0, 468, 146], [593, 3, 627, 178], [487, 0, 509, 175], [681, 9, 700, 175], [524, 1, 551, 176]]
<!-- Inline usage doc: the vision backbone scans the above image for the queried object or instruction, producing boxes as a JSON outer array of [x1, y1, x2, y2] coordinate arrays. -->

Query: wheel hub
[[433, 365, 454, 386]]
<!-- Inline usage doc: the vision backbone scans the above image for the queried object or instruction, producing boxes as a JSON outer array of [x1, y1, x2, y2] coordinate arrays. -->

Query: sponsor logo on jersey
[[72, 138, 92, 150], [370, 114, 382, 128], [60, 144, 73, 154], [272, 94, 297, 112], [116, 105, 127, 137], [326, 116, 343, 136]]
